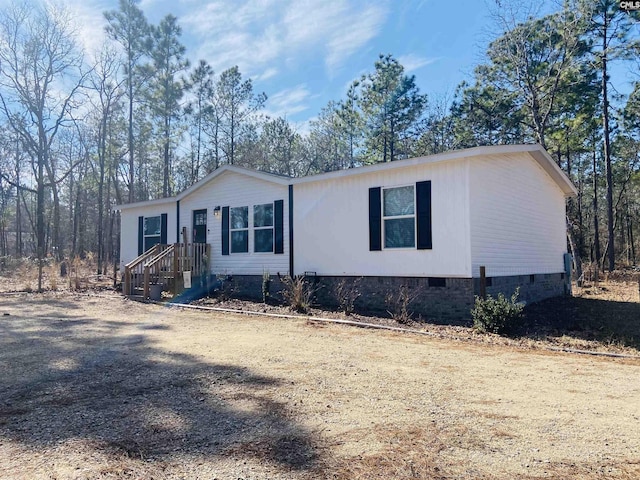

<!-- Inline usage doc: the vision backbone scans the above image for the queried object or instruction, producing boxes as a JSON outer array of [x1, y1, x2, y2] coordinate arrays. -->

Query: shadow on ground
[[519, 295, 640, 350], [0, 301, 322, 474]]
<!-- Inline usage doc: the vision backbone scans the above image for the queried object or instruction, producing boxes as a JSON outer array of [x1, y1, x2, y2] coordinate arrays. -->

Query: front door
[[193, 209, 207, 243]]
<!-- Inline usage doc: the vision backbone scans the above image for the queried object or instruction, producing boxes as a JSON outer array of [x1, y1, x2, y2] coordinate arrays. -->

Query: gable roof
[[117, 144, 576, 211], [117, 165, 290, 210], [177, 164, 290, 201]]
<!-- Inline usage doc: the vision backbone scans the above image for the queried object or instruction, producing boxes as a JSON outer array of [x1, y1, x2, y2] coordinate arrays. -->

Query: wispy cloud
[[253, 67, 279, 82], [323, 3, 388, 74], [265, 84, 311, 119], [397, 53, 438, 73], [183, 0, 389, 77], [49, 0, 108, 62], [183, 0, 285, 74]]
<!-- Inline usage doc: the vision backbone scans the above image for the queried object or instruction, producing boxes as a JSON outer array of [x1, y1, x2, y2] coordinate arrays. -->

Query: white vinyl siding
[[119, 201, 177, 269], [294, 160, 471, 277], [469, 153, 567, 277], [119, 147, 571, 282], [179, 170, 289, 276]]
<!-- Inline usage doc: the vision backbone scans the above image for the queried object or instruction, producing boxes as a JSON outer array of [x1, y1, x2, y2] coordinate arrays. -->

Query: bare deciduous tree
[[0, 1, 87, 289]]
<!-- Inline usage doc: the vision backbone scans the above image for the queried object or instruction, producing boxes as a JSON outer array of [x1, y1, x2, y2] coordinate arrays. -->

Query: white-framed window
[[254, 203, 274, 253], [230, 206, 249, 253], [144, 215, 162, 250], [383, 185, 415, 248]]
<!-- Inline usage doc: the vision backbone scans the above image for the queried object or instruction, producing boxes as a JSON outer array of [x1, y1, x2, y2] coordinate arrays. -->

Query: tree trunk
[[76, 181, 86, 258], [128, 72, 135, 202], [36, 155, 45, 292], [567, 218, 583, 286], [601, 18, 615, 272], [629, 214, 636, 264], [50, 181, 61, 260], [593, 147, 602, 272], [15, 141, 22, 257], [626, 208, 632, 266], [97, 111, 106, 274], [163, 114, 170, 197]]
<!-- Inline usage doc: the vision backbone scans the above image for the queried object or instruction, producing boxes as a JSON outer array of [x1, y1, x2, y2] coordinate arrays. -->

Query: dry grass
[[521, 276, 640, 353], [1, 259, 639, 355], [327, 425, 448, 479], [1, 292, 640, 479], [0, 255, 114, 292]]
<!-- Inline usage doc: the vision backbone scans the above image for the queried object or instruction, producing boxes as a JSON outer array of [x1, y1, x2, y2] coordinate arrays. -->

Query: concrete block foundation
[[219, 272, 568, 324]]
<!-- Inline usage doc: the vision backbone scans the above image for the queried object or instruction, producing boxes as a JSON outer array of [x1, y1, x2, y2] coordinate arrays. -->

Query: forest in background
[[0, 0, 639, 290]]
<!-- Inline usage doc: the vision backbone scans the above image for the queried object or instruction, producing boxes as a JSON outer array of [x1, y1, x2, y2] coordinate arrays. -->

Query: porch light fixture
[[213, 206, 221, 217]]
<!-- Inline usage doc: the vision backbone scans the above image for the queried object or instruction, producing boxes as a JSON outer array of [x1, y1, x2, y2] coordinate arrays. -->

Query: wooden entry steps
[[123, 243, 210, 299]]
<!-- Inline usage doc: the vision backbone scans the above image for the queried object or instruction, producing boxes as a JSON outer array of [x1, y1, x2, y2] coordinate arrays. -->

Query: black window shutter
[[160, 213, 168, 244], [274, 199, 284, 254], [369, 187, 382, 251], [221, 206, 230, 255], [138, 216, 144, 255], [176, 201, 180, 243], [416, 180, 432, 250]]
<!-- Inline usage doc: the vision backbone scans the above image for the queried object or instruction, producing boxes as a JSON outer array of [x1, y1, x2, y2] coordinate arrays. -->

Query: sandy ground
[[1, 292, 640, 479]]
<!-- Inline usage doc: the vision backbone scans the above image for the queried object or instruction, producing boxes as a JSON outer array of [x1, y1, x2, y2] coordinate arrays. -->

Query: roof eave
[[115, 196, 177, 211], [527, 146, 578, 197]]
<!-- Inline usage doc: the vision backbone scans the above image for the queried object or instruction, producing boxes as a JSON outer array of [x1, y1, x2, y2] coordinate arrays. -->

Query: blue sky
[[60, 0, 496, 129], [48, 0, 640, 129]]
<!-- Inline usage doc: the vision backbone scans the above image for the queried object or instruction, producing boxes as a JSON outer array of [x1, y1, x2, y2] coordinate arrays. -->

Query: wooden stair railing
[[143, 244, 176, 299], [123, 244, 164, 295], [124, 242, 211, 299]]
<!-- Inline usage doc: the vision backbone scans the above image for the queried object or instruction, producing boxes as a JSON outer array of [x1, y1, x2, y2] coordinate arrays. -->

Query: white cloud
[[324, 3, 388, 74], [183, 0, 389, 77], [183, 0, 286, 74], [64, 0, 110, 61], [293, 117, 314, 137], [281, 0, 388, 75], [265, 84, 311, 118], [253, 67, 278, 82], [397, 53, 438, 73]]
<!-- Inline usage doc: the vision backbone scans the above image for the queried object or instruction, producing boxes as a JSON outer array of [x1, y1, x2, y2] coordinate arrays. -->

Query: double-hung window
[[383, 185, 415, 248], [144, 215, 162, 250], [230, 206, 249, 253], [254, 203, 274, 252]]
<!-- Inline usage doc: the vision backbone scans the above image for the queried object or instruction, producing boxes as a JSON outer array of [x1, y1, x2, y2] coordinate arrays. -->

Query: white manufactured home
[[118, 144, 576, 320]]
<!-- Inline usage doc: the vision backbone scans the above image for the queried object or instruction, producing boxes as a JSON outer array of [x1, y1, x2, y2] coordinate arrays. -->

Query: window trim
[[382, 184, 416, 249], [253, 202, 274, 253], [230, 206, 249, 254]]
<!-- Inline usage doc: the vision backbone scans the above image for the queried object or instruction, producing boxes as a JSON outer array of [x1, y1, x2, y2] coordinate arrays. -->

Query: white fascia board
[[290, 143, 577, 197], [527, 147, 578, 197], [115, 196, 177, 211], [289, 144, 523, 185]]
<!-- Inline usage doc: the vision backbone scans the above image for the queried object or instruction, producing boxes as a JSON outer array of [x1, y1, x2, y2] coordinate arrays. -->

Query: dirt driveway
[[1, 292, 639, 479]]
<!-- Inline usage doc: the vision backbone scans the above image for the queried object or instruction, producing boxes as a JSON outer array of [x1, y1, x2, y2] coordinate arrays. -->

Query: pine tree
[[359, 54, 427, 162], [147, 14, 189, 197], [104, 0, 151, 202]]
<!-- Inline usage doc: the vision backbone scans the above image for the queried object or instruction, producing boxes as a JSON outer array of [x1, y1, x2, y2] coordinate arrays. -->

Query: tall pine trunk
[[601, 14, 615, 272], [592, 148, 602, 270]]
